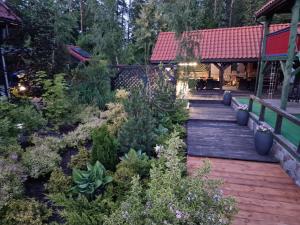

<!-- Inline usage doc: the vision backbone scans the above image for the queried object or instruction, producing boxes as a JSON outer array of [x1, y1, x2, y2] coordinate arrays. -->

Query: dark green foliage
[[113, 149, 152, 197], [71, 161, 113, 199], [71, 62, 113, 109], [91, 125, 119, 171], [69, 147, 91, 170], [0, 101, 46, 153], [118, 88, 157, 155], [45, 168, 72, 194], [49, 193, 117, 225], [42, 72, 78, 128], [0, 198, 52, 225]]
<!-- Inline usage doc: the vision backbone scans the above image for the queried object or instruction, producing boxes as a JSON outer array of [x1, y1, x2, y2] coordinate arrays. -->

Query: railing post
[[297, 143, 300, 154], [275, 114, 283, 134], [259, 105, 266, 121], [249, 98, 253, 112]]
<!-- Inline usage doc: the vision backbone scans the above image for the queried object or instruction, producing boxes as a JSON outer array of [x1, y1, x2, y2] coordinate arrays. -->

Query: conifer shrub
[[0, 198, 52, 225], [45, 168, 72, 194], [118, 88, 157, 155], [91, 125, 119, 171]]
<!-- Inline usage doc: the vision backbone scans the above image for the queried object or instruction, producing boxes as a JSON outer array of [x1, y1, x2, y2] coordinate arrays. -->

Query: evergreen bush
[[91, 125, 119, 171]]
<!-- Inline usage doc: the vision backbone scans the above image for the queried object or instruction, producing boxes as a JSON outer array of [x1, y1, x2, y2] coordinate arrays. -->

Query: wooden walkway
[[187, 99, 300, 225], [187, 100, 278, 162], [188, 157, 300, 225]]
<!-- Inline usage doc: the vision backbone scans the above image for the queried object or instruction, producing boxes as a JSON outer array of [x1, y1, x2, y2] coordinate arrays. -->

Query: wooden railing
[[248, 95, 300, 153]]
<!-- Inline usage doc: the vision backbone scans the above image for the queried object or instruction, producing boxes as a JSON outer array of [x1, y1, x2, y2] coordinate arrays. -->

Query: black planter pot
[[236, 110, 249, 126], [223, 92, 232, 106], [254, 131, 273, 155]]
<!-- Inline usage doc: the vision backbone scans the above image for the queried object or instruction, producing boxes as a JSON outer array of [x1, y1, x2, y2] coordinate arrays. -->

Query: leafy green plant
[[104, 133, 237, 225], [114, 149, 152, 195], [0, 157, 26, 210], [69, 147, 91, 170], [0, 198, 52, 225], [22, 143, 61, 178], [45, 168, 72, 194], [0, 101, 46, 153], [42, 73, 78, 128], [91, 125, 119, 171], [71, 161, 113, 199]]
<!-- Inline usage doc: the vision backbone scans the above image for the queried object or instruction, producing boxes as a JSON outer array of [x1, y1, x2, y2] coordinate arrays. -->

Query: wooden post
[[214, 63, 230, 90], [259, 105, 266, 121], [274, 114, 283, 134], [280, 0, 300, 110], [256, 16, 272, 97]]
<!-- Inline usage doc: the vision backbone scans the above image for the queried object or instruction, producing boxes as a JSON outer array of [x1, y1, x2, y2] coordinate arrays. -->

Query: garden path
[[187, 100, 277, 162], [186, 99, 300, 225], [187, 157, 300, 225]]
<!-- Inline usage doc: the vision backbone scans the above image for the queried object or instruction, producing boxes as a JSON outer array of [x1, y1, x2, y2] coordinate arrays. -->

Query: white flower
[[237, 104, 248, 111], [257, 123, 271, 132]]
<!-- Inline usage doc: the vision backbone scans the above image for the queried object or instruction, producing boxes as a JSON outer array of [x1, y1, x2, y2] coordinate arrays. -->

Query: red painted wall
[[265, 27, 300, 57], [265, 28, 290, 57]]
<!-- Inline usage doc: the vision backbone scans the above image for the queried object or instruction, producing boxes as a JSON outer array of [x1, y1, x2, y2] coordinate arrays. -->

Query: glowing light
[[178, 62, 198, 67], [165, 67, 171, 72], [18, 85, 26, 92]]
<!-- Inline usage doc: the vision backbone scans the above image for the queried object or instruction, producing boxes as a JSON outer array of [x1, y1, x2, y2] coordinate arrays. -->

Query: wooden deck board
[[187, 101, 278, 162], [187, 157, 300, 225], [187, 120, 278, 162]]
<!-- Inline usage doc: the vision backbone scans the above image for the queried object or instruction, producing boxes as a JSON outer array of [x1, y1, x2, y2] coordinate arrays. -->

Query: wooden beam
[[280, 0, 300, 110], [256, 16, 272, 97]]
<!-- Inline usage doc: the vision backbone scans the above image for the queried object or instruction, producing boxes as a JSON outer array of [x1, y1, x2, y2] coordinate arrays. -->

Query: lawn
[[236, 97, 300, 147]]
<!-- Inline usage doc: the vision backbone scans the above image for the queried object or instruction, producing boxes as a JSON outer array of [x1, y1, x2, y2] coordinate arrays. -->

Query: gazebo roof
[[150, 24, 288, 64], [0, 1, 21, 25], [255, 0, 294, 19]]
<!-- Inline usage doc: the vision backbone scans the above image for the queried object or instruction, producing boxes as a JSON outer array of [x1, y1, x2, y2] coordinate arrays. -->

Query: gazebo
[[151, 24, 288, 93]]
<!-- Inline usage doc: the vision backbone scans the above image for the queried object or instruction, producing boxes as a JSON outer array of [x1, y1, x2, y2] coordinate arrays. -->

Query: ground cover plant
[[0, 73, 237, 224]]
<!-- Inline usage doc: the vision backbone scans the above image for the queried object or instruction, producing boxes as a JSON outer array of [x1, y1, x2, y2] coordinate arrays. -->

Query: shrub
[[68, 147, 91, 170], [0, 101, 46, 153], [22, 144, 61, 178], [104, 133, 237, 225], [113, 149, 152, 195], [70, 161, 113, 199], [42, 73, 78, 128], [105, 102, 127, 137], [0, 198, 52, 225], [118, 88, 157, 155], [91, 125, 119, 171], [45, 168, 72, 194], [62, 112, 105, 148], [71, 62, 113, 109], [0, 157, 26, 210], [49, 193, 117, 225]]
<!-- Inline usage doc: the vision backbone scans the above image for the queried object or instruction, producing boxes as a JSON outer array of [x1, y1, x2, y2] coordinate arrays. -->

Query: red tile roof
[[255, 0, 292, 18], [0, 2, 21, 24], [150, 24, 289, 63]]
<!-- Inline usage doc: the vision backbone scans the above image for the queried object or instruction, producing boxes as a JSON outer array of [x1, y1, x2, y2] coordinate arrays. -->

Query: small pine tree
[[118, 88, 157, 155], [91, 125, 119, 171]]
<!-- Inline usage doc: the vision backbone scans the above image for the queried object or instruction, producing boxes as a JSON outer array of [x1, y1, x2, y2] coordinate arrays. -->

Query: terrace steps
[[186, 98, 300, 225]]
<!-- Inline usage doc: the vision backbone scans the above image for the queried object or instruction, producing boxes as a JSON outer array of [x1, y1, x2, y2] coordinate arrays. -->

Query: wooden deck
[[187, 100, 278, 162], [187, 157, 300, 225]]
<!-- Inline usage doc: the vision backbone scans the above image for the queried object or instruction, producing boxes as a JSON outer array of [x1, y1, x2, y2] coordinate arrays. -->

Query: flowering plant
[[257, 124, 272, 133], [237, 104, 248, 111]]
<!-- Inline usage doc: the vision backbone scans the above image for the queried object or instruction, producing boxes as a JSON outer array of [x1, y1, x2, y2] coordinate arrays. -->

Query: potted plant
[[254, 124, 273, 155], [223, 91, 232, 106], [236, 104, 249, 126]]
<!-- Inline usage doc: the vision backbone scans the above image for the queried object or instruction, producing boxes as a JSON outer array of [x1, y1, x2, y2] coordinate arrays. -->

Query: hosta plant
[[70, 161, 113, 199]]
